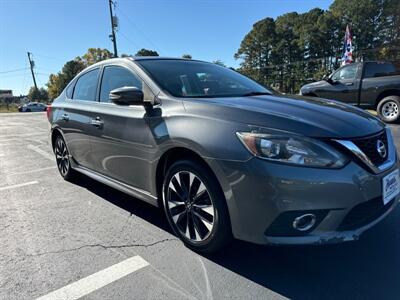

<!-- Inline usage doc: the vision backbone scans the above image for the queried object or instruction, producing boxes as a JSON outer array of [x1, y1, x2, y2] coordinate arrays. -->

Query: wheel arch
[[155, 147, 216, 203], [50, 127, 64, 150], [154, 147, 234, 215], [375, 90, 400, 108]]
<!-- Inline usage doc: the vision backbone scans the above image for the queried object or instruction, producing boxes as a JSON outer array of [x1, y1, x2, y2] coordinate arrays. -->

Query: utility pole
[[108, 0, 118, 57], [27, 52, 38, 91]]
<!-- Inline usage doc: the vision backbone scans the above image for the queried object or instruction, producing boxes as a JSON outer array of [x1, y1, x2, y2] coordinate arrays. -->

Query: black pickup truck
[[300, 61, 400, 123]]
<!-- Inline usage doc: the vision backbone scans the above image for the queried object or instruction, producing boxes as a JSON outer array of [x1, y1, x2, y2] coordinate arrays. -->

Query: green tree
[[81, 48, 113, 66], [28, 87, 48, 102], [235, 0, 400, 94], [47, 74, 63, 100], [212, 60, 226, 67], [182, 54, 192, 59], [234, 17, 277, 84], [46, 59, 85, 100], [135, 48, 159, 56]]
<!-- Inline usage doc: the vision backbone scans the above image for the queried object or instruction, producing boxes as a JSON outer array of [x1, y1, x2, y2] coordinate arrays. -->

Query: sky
[[0, 0, 332, 96]]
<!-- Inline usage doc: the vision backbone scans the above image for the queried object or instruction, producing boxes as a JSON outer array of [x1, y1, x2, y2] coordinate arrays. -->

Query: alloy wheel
[[165, 171, 215, 242], [55, 137, 70, 176]]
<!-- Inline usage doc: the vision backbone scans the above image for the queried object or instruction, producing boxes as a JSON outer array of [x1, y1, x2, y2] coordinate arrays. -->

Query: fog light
[[293, 214, 316, 231]]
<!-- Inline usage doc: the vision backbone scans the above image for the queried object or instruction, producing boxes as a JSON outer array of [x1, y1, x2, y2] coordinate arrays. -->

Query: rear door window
[[72, 68, 100, 101], [66, 81, 75, 99], [364, 62, 399, 78]]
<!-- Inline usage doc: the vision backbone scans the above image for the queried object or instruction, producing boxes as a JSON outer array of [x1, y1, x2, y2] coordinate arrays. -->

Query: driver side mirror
[[110, 86, 144, 105]]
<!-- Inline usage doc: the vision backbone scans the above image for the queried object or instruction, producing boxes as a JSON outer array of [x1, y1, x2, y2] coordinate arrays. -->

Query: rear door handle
[[61, 113, 69, 121], [91, 117, 104, 128], [345, 82, 354, 86]]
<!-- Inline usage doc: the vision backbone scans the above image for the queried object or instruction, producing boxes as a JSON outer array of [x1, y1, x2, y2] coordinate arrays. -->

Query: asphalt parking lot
[[1, 112, 400, 300]]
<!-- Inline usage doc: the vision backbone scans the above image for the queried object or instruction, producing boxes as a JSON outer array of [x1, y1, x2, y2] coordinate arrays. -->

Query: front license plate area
[[383, 169, 400, 205]]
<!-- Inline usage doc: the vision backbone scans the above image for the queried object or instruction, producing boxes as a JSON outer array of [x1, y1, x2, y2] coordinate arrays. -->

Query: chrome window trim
[[334, 128, 397, 174]]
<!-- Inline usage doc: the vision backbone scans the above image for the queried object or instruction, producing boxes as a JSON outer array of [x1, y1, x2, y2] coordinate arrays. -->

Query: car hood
[[300, 80, 332, 93], [186, 94, 384, 139]]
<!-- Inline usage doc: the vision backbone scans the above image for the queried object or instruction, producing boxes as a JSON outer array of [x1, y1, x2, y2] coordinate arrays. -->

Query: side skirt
[[71, 161, 159, 207]]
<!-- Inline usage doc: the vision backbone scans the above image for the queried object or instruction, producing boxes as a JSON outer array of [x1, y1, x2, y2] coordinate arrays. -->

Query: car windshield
[[137, 59, 273, 98]]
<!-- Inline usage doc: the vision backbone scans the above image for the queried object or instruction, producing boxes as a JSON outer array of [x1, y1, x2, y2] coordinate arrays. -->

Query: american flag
[[341, 25, 353, 65]]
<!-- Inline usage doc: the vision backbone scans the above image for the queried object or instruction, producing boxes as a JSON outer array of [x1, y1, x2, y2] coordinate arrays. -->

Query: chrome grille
[[351, 131, 388, 166]]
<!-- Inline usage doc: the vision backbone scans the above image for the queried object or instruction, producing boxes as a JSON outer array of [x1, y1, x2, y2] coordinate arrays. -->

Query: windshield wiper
[[241, 91, 272, 97]]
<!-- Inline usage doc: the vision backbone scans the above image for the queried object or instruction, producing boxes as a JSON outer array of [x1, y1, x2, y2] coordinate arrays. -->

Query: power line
[[116, 6, 161, 51], [33, 53, 67, 62], [118, 30, 141, 50], [0, 68, 28, 74]]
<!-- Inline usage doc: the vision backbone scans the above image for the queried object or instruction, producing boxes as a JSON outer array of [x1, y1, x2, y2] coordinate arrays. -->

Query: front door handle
[[61, 113, 69, 121], [345, 82, 354, 86], [91, 117, 104, 128]]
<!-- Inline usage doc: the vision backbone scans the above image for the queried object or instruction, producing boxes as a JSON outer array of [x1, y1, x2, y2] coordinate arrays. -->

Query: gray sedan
[[48, 57, 400, 252], [19, 102, 47, 112]]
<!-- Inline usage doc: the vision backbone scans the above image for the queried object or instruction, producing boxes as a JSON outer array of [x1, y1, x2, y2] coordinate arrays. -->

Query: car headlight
[[236, 131, 348, 168]]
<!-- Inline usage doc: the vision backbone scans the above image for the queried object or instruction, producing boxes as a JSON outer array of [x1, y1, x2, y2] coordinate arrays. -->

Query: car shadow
[[70, 173, 400, 299]]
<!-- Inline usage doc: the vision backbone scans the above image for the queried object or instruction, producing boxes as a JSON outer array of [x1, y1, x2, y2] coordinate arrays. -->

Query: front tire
[[377, 96, 400, 123], [162, 160, 232, 253], [53, 135, 76, 181]]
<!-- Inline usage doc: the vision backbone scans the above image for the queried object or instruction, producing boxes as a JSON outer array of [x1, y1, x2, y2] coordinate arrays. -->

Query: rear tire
[[162, 160, 232, 253], [377, 96, 400, 123], [53, 135, 77, 181]]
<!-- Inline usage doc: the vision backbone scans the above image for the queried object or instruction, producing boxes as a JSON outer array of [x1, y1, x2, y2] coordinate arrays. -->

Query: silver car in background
[[19, 102, 47, 112], [48, 57, 400, 253]]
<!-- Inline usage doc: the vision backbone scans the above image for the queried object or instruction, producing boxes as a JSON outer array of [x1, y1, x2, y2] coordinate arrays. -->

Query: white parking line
[[8, 166, 57, 176], [0, 181, 39, 191], [36, 255, 149, 300], [27, 144, 54, 161]]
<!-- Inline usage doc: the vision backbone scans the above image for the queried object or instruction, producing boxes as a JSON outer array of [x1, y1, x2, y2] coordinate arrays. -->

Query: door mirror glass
[[110, 86, 144, 105]]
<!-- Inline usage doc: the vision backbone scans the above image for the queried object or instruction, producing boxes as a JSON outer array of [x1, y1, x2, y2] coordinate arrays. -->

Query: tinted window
[[66, 81, 75, 99], [72, 69, 100, 101], [364, 62, 399, 78], [137, 59, 272, 98], [100, 66, 142, 102], [331, 64, 358, 81]]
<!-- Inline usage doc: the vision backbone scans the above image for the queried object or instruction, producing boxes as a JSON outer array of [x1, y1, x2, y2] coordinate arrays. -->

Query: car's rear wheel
[[54, 135, 76, 181], [377, 96, 400, 123], [162, 160, 232, 253]]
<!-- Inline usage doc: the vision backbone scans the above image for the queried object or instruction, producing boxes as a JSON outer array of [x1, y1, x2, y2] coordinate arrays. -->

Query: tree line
[[235, 0, 400, 93], [31, 0, 399, 101]]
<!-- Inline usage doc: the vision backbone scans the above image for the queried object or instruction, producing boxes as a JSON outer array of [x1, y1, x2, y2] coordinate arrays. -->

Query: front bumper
[[212, 156, 399, 245]]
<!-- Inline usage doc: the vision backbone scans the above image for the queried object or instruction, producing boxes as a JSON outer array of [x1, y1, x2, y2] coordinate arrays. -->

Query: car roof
[[87, 57, 208, 69], [128, 56, 204, 62]]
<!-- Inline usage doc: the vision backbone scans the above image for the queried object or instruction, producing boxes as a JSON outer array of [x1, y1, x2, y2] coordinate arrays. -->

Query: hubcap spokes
[[166, 171, 215, 242], [382, 102, 398, 118], [55, 138, 69, 176]]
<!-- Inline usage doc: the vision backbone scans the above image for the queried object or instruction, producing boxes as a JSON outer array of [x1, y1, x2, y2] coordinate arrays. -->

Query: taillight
[[46, 105, 52, 122]]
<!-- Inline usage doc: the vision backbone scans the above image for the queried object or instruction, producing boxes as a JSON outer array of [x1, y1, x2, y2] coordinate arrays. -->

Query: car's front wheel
[[53, 135, 76, 181], [162, 160, 232, 253], [377, 96, 400, 123]]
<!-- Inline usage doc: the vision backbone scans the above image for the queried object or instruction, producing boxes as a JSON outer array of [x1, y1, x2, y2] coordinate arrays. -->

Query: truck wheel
[[377, 96, 400, 123]]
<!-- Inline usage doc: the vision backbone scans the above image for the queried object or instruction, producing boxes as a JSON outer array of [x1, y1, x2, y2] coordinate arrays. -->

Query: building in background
[[0, 90, 13, 100]]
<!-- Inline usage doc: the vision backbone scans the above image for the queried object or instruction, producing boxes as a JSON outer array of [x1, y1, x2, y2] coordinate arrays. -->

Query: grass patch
[[0, 105, 19, 113], [366, 109, 377, 116]]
